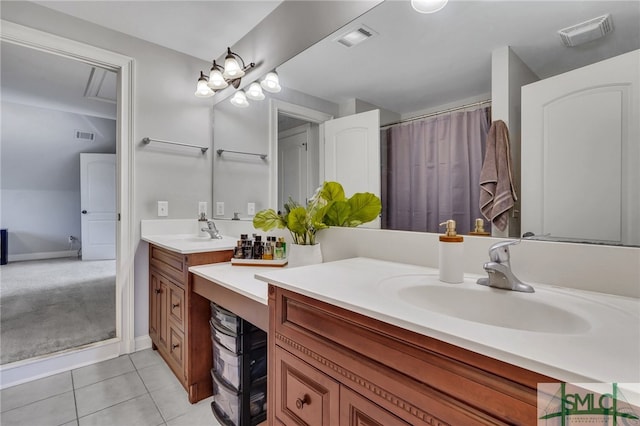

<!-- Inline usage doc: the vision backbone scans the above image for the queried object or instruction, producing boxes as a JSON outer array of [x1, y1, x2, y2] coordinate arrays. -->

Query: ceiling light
[[230, 90, 249, 108], [558, 14, 614, 47], [207, 60, 228, 90], [246, 82, 265, 101], [260, 71, 281, 93], [411, 0, 448, 14], [194, 71, 214, 98]]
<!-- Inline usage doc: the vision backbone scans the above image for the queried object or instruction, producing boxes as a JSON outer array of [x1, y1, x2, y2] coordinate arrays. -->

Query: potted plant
[[253, 181, 381, 265]]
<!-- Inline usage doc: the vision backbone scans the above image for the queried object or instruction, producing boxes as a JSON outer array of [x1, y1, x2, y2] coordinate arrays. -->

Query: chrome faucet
[[476, 240, 534, 293], [201, 220, 223, 239]]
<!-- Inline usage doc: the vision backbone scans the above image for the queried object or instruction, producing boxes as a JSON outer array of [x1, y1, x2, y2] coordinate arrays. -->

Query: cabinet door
[[168, 324, 185, 373], [274, 346, 340, 426], [340, 386, 411, 426]]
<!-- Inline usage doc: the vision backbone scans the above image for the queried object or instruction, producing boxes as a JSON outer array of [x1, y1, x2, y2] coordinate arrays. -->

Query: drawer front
[[150, 245, 185, 284], [274, 346, 339, 426], [168, 325, 185, 370], [340, 386, 411, 426], [168, 282, 185, 330]]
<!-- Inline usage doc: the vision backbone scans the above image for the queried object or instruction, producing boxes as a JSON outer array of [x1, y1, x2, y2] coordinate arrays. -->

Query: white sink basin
[[378, 274, 592, 334]]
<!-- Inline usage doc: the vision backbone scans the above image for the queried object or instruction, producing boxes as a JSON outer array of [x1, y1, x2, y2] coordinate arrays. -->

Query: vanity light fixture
[[411, 0, 449, 14], [195, 47, 255, 97]]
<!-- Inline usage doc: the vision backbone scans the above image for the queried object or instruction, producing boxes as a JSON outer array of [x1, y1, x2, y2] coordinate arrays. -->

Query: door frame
[[268, 99, 333, 210], [0, 20, 135, 388]]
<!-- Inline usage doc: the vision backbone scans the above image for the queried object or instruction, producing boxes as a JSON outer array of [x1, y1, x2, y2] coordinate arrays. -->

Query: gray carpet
[[0, 258, 116, 364]]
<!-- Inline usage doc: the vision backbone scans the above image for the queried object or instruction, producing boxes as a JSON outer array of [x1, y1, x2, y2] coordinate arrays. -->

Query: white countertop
[[142, 234, 237, 254], [189, 262, 271, 305], [255, 257, 640, 384]]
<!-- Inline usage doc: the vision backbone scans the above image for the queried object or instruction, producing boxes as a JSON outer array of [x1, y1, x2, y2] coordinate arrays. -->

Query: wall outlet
[[247, 202, 256, 216], [198, 201, 207, 216], [216, 202, 224, 216], [157, 201, 169, 217]]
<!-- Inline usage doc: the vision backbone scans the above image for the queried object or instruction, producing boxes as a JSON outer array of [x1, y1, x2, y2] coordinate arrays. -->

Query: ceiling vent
[[558, 14, 613, 47], [75, 130, 95, 141], [335, 25, 377, 48]]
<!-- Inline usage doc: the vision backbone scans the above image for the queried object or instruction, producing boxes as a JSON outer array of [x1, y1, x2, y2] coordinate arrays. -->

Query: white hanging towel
[[479, 120, 517, 231]]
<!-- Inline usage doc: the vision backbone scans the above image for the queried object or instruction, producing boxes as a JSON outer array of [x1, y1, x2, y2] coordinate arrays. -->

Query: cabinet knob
[[295, 394, 310, 410], [172, 303, 180, 309], [154, 289, 161, 294], [172, 343, 180, 349]]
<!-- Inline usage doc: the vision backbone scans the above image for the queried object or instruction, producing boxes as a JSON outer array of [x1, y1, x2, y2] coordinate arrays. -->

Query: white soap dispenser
[[439, 219, 464, 284]]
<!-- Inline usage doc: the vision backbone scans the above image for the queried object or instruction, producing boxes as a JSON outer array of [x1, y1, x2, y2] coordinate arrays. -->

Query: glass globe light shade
[[194, 74, 214, 98], [260, 71, 281, 93], [208, 66, 228, 90], [223, 54, 245, 79], [230, 90, 249, 107], [245, 82, 265, 101], [411, 0, 448, 14]]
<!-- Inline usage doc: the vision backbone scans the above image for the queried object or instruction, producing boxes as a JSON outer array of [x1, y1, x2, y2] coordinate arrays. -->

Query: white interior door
[[521, 49, 639, 245], [324, 109, 381, 228], [80, 153, 116, 260], [278, 125, 310, 210]]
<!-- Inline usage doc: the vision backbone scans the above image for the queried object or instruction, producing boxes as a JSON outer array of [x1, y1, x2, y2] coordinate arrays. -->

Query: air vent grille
[[335, 25, 378, 48], [558, 14, 614, 47], [75, 130, 95, 141]]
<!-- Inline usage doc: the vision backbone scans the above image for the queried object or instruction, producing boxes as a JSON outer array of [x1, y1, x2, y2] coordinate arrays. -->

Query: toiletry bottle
[[234, 240, 244, 259], [274, 242, 284, 260], [439, 219, 464, 284], [253, 235, 263, 259], [469, 218, 491, 236]]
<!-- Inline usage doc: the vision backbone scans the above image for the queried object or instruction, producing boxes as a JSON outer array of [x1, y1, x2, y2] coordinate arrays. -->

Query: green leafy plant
[[252, 181, 381, 245]]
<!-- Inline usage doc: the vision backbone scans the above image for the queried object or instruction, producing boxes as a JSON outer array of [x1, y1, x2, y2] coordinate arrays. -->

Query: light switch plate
[[247, 202, 255, 216], [216, 202, 224, 216], [157, 201, 169, 217]]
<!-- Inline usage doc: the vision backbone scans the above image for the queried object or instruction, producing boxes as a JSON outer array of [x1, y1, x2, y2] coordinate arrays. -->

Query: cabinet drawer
[[168, 325, 185, 370], [340, 386, 411, 426], [274, 346, 339, 426], [150, 245, 185, 283], [168, 283, 185, 330]]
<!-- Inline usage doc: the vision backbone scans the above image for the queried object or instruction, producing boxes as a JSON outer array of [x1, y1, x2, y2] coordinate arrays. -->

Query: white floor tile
[[150, 382, 193, 422], [0, 371, 72, 412], [72, 355, 135, 389], [78, 394, 164, 426], [137, 362, 182, 392], [130, 349, 164, 371], [0, 391, 76, 426], [166, 397, 220, 426], [75, 371, 147, 417]]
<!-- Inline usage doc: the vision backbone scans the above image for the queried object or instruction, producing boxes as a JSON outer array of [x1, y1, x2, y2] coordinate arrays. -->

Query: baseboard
[[8, 250, 78, 262], [134, 335, 152, 352]]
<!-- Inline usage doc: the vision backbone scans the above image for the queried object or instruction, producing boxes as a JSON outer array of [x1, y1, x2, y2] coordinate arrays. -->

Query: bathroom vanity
[[256, 257, 640, 425], [143, 235, 236, 403]]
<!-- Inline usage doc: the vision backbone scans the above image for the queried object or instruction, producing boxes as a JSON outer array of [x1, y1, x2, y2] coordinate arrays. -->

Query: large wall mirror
[[212, 0, 640, 246]]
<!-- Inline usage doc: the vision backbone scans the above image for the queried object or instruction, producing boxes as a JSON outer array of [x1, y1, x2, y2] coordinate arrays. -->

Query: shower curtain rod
[[381, 99, 492, 130]]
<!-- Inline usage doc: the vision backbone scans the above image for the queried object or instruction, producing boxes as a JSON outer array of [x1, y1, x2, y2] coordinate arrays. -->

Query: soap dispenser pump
[[439, 219, 464, 284]]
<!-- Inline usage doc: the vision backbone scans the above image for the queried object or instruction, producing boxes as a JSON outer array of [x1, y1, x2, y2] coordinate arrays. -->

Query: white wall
[[213, 86, 339, 216], [1, 101, 115, 258], [1, 1, 212, 339]]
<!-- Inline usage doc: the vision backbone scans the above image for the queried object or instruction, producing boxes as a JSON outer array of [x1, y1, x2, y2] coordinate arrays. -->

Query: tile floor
[[0, 349, 222, 426]]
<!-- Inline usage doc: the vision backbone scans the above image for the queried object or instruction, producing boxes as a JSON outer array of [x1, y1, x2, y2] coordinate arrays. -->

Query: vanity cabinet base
[[268, 285, 557, 425], [148, 244, 233, 403]]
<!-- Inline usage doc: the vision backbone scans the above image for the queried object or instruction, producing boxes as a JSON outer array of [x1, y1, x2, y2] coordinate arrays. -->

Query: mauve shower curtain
[[382, 107, 490, 234]]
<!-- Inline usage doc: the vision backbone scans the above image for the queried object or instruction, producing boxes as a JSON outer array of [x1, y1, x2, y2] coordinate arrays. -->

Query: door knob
[[82, 210, 88, 214]]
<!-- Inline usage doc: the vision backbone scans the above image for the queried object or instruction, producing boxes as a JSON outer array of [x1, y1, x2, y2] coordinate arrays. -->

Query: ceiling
[[277, 0, 640, 116], [2, 1, 639, 119]]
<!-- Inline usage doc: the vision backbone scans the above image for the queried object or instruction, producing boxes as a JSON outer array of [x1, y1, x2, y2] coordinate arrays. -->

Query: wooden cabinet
[[148, 244, 233, 403], [269, 285, 558, 425]]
